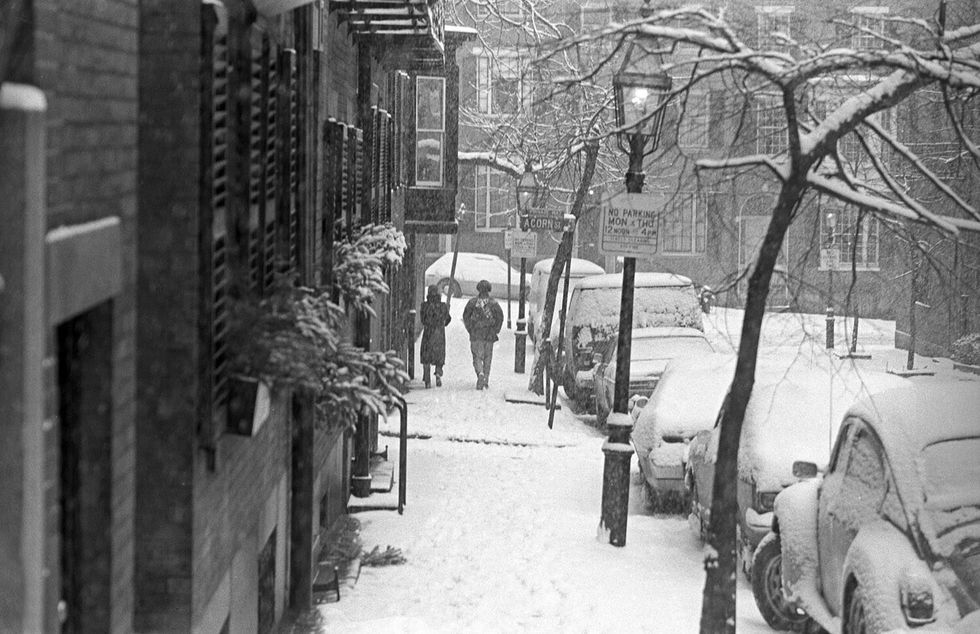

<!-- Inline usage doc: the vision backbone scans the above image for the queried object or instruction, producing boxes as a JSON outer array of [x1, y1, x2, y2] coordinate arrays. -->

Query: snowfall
[[302, 295, 979, 633]]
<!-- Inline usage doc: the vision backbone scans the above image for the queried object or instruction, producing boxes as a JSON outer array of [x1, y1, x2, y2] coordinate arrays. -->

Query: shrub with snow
[[951, 332, 980, 366]]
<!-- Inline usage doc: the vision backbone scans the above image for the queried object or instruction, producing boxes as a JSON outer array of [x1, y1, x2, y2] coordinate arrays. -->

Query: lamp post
[[600, 37, 671, 547], [514, 163, 545, 373], [825, 211, 837, 350]]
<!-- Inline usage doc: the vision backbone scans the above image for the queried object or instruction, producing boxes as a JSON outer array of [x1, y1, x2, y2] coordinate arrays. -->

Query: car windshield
[[921, 438, 980, 512], [631, 337, 711, 361]]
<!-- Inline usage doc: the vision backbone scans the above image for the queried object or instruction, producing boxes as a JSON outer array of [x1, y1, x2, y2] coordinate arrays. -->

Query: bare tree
[[538, 2, 980, 631]]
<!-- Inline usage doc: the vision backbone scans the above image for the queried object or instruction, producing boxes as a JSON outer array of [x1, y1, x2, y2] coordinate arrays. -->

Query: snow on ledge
[[0, 83, 47, 112]]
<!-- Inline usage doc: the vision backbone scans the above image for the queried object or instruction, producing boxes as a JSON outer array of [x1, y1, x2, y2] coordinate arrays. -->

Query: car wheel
[[844, 583, 869, 634], [751, 534, 811, 632], [437, 278, 461, 298]]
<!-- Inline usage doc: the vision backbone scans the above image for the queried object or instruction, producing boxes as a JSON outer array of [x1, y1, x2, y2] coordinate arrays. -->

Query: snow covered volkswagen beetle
[[753, 383, 980, 633]]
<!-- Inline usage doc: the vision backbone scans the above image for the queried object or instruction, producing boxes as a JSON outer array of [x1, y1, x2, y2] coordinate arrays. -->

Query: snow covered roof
[[575, 272, 694, 290], [847, 383, 980, 454], [531, 258, 605, 276]]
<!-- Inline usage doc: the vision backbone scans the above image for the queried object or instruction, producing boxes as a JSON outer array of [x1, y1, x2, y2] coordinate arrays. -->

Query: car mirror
[[792, 461, 819, 479]]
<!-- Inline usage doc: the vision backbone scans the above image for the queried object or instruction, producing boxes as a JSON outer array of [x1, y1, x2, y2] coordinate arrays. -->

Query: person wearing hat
[[419, 284, 451, 388], [462, 279, 504, 390]]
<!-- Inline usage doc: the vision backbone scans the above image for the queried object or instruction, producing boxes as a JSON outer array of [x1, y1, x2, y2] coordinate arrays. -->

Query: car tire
[[843, 583, 869, 634], [437, 278, 461, 298], [751, 534, 812, 632]]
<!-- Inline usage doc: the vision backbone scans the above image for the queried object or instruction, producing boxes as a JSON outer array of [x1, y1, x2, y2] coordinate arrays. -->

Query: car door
[[818, 421, 887, 615]]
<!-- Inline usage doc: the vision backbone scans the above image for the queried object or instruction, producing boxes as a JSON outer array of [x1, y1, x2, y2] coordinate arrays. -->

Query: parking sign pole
[[515, 257, 527, 373]]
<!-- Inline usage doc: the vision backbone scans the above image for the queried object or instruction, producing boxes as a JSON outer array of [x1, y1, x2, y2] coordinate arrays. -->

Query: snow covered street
[[307, 298, 787, 633]]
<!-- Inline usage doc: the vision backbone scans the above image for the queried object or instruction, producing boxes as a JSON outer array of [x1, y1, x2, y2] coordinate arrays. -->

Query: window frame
[[415, 75, 445, 188], [755, 92, 787, 155], [755, 6, 794, 50], [820, 204, 880, 271], [661, 193, 707, 255], [473, 165, 514, 232], [475, 50, 528, 116], [676, 89, 711, 150], [850, 6, 888, 50]]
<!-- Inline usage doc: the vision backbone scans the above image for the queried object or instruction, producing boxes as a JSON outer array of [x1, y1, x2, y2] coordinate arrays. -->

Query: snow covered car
[[527, 257, 604, 342], [631, 353, 733, 501], [754, 383, 980, 634], [685, 360, 907, 565], [593, 327, 713, 427], [557, 272, 704, 409], [424, 252, 524, 299]]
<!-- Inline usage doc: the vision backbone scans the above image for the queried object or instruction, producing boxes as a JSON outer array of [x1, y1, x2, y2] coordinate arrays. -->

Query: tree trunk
[[528, 142, 599, 394], [699, 181, 801, 633]]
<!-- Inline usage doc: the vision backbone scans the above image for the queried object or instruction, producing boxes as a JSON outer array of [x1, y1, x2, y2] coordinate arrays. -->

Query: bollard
[[599, 413, 634, 547], [825, 306, 835, 350], [514, 318, 527, 373]]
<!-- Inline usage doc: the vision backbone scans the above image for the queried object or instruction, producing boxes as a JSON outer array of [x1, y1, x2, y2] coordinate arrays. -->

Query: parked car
[[592, 327, 713, 427], [557, 272, 703, 408], [685, 359, 908, 570], [527, 257, 604, 343], [631, 353, 733, 503], [754, 383, 980, 634], [424, 252, 524, 299]]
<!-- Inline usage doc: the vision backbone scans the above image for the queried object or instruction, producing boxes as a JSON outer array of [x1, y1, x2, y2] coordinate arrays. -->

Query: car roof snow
[[575, 272, 694, 289]]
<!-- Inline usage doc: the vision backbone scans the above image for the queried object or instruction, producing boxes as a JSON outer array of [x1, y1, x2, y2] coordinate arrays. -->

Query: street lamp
[[514, 163, 546, 373], [600, 36, 672, 548]]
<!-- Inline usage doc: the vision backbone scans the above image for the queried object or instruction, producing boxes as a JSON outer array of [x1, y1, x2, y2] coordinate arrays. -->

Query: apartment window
[[756, 6, 793, 49], [476, 52, 525, 115], [851, 7, 887, 50], [756, 93, 786, 154], [812, 92, 891, 169], [662, 194, 706, 254], [499, 0, 522, 18], [416, 76, 445, 187], [823, 205, 879, 270], [677, 90, 710, 149], [580, 6, 612, 29], [474, 166, 513, 231]]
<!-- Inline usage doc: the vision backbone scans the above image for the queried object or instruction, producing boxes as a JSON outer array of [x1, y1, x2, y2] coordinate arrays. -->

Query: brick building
[[2, 0, 467, 631], [446, 0, 978, 353]]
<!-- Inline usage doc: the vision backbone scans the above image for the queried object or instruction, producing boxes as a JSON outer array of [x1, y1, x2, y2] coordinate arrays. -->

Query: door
[[818, 423, 887, 614], [739, 216, 790, 307]]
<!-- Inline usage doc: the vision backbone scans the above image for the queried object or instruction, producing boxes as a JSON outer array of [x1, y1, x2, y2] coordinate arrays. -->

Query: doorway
[[57, 302, 113, 633]]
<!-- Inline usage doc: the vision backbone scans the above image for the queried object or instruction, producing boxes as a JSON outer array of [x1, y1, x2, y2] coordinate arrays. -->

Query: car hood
[[627, 359, 670, 379]]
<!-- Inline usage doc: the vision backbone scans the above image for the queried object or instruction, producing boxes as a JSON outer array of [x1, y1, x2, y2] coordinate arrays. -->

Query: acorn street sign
[[521, 214, 565, 232], [599, 192, 665, 258]]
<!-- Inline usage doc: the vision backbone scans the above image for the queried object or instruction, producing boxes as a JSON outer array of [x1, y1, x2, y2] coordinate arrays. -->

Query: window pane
[[417, 77, 444, 130], [678, 91, 710, 149], [416, 132, 443, 185], [756, 94, 786, 154]]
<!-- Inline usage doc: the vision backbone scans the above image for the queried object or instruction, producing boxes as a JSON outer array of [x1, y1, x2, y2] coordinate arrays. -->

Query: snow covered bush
[[333, 223, 407, 315], [229, 280, 407, 431], [951, 333, 980, 366]]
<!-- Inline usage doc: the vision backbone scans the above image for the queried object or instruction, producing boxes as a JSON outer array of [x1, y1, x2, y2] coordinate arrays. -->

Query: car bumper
[[743, 508, 773, 549]]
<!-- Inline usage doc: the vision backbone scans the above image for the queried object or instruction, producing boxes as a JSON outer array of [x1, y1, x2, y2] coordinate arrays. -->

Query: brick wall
[[32, 1, 140, 632]]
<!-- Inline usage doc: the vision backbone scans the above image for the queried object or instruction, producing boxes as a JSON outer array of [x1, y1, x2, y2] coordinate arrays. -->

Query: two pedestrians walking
[[420, 284, 451, 388], [462, 280, 503, 390]]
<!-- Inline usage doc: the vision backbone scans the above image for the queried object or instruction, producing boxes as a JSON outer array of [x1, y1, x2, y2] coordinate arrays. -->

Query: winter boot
[[435, 376, 442, 387], [476, 374, 485, 390], [423, 365, 431, 388]]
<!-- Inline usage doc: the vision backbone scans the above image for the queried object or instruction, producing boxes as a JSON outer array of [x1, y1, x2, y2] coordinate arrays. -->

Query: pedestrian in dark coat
[[462, 279, 504, 390], [420, 284, 451, 388]]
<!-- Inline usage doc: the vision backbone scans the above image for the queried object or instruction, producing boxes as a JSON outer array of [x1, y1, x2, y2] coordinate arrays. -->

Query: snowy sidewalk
[[310, 298, 774, 633]]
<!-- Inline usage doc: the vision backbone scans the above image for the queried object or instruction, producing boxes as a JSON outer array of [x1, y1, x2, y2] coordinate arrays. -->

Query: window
[[474, 166, 513, 231], [811, 90, 892, 170], [476, 52, 527, 115], [416, 76, 445, 187], [822, 205, 879, 270], [499, 0, 522, 18], [756, 93, 786, 154], [851, 7, 887, 50], [756, 6, 793, 49], [580, 6, 612, 29], [677, 90, 710, 149], [662, 194, 706, 254], [836, 428, 887, 527]]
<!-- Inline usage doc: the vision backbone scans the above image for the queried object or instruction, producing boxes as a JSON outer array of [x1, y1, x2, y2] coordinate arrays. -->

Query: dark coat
[[462, 296, 504, 342], [420, 299, 451, 365]]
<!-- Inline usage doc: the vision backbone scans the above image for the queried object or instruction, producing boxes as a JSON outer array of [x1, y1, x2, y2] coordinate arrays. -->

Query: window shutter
[[278, 48, 299, 276], [346, 125, 363, 231], [247, 31, 264, 292], [323, 119, 346, 285], [202, 2, 231, 428], [262, 37, 279, 291]]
